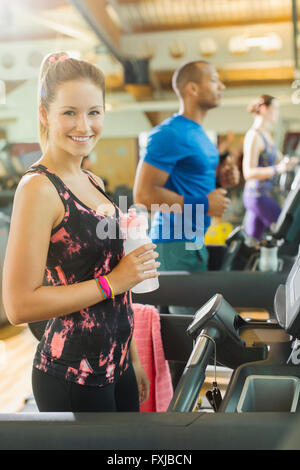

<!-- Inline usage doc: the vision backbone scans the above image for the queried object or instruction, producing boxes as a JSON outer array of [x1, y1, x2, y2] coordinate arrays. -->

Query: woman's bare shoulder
[[14, 172, 62, 217]]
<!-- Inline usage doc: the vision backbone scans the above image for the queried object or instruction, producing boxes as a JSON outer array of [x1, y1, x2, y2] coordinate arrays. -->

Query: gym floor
[[0, 309, 267, 413], [0, 325, 38, 412]]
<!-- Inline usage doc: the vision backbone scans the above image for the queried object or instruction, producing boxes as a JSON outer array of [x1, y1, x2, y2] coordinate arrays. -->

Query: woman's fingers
[[131, 243, 156, 257], [137, 250, 159, 264]]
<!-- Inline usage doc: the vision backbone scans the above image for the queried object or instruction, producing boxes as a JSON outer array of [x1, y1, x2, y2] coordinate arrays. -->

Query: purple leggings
[[243, 194, 281, 240]]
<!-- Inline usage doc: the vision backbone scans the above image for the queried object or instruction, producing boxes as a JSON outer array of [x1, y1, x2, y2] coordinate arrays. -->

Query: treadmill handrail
[[168, 326, 217, 412]]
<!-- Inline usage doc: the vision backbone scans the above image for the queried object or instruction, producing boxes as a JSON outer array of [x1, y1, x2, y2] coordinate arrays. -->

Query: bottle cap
[[120, 210, 148, 232], [260, 236, 277, 248]]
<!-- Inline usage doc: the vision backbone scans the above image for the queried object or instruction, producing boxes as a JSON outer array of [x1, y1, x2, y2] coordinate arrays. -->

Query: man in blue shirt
[[134, 60, 240, 277]]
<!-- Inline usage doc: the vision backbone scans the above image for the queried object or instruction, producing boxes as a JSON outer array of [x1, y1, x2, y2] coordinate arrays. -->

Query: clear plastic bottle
[[259, 236, 278, 272], [121, 208, 159, 293]]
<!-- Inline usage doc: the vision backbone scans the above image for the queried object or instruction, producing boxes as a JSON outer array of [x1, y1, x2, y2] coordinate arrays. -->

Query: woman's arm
[[2, 174, 159, 325], [2, 174, 103, 325], [243, 130, 297, 180], [243, 130, 276, 181], [130, 337, 150, 404]]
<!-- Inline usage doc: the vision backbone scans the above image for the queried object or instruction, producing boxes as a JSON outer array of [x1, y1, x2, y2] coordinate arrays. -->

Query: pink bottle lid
[[120, 208, 148, 233]]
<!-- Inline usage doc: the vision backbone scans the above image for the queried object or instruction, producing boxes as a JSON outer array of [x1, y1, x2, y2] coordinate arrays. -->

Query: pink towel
[[132, 303, 173, 412]]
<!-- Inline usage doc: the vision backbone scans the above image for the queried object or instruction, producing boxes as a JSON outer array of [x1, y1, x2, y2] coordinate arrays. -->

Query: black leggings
[[32, 363, 140, 412]]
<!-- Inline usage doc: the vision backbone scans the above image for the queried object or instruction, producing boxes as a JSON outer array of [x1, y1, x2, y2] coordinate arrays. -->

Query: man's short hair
[[172, 60, 209, 97]]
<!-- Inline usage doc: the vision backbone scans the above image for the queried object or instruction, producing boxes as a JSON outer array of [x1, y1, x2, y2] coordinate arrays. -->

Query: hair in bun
[[247, 94, 275, 114]]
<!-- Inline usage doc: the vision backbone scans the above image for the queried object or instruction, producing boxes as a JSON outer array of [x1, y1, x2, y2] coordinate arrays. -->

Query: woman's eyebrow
[[59, 105, 104, 109]]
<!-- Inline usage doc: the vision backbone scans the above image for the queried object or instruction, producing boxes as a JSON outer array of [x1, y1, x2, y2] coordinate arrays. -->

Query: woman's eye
[[63, 110, 102, 116]]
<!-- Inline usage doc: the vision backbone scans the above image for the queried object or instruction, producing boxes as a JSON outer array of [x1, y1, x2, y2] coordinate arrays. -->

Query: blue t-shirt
[[143, 114, 219, 243]]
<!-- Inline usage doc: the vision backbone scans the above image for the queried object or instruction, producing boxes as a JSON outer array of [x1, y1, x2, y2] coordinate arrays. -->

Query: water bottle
[[121, 208, 159, 293], [258, 236, 278, 272]]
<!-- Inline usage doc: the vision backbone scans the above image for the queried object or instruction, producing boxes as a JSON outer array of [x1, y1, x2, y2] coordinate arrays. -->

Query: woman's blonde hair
[[38, 51, 105, 152]]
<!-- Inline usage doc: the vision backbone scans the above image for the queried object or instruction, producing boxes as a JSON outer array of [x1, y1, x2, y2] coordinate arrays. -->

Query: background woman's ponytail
[[247, 94, 275, 115]]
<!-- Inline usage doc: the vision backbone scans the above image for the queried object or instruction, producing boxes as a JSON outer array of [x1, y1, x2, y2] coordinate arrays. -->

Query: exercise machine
[[4, 250, 300, 450], [168, 248, 300, 418]]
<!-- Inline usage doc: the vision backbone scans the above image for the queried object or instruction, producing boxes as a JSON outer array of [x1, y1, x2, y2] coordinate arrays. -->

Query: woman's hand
[[106, 243, 160, 296], [132, 360, 150, 404], [276, 156, 299, 174]]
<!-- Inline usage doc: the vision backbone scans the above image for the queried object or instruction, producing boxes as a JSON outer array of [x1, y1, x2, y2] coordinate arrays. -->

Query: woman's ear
[[39, 105, 48, 128], [259, 104, 268, 116]]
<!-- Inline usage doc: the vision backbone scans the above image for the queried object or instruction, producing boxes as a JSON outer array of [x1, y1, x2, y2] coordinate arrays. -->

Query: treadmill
[[4, 251, 300, 450], [169, 246, 300, 419]]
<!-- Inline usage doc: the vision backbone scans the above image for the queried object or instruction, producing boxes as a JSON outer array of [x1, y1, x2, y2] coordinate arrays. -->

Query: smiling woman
[[38, 52, 105, 155], [2, 51, 159, 413], [39, 79, 105, 159]]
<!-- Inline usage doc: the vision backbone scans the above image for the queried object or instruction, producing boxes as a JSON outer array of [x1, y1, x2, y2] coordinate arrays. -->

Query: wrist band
[[272, 165, 277, 176], [104, 275, 115, 299], [95, 275, 115, 300]]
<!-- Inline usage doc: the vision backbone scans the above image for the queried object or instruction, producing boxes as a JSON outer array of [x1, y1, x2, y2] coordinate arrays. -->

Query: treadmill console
[[285, 252, 300, 337], [186, 294, 220, 337], [273, 168, 300, 243], [186, 294, 267, 368], [275, 249, 300, 338]]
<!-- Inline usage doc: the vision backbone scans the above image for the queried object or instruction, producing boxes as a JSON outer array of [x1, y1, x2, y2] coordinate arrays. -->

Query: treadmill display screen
[[285, 256, 300, 336], [273, 169, 300, 241], [289, 268, 300, 308], [187, 295, 218, 335]]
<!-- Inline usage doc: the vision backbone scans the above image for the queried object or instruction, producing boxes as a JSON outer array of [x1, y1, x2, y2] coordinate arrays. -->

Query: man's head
[[172, 61, 225, 110]]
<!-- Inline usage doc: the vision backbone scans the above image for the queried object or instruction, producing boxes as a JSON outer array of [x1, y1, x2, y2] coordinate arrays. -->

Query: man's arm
[[133, 161, 184, 211], [134, 160, 229, 217]]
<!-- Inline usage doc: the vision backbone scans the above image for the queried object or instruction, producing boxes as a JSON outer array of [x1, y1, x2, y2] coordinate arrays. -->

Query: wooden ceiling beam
[[116, 0, 152, 3], [154, 66, 295, 90], [14, 0, 69, 10], [131, 16, 292, 33], [0, 32, 64, 42], [104, 65, 295, 93], [219, 66, 295, 84], [69, 0, 123, 57]]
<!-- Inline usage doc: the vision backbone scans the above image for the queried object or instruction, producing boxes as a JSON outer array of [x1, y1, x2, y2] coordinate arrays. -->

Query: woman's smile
[[68, 135, 94, 144]]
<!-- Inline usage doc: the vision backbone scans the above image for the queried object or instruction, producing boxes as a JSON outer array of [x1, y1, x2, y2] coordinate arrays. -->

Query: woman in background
[[242, 94, 298, 241]]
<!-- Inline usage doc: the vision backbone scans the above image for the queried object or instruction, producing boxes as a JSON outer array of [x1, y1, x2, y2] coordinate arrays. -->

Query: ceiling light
[[229, 33, 282, 55], [169, 40, 186, 59], [228, 36, 249, 55], [138, 43, 155, 60], [247, 33, 282, 53], [199, 38, 218, 57]]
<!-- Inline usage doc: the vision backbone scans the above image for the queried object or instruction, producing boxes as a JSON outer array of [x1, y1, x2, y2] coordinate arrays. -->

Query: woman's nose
[[75, 114, 90, 134]]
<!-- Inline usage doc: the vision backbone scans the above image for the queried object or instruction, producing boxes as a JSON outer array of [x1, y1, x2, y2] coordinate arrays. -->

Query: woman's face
[[42, 79, 105, 158]]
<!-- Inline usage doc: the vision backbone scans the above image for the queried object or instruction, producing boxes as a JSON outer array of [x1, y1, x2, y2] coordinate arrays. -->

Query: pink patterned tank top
[[26, 164, 134, 387]]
